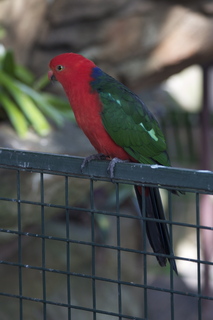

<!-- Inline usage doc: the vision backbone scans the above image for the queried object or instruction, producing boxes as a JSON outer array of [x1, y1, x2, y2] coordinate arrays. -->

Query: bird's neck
[[62, 69, 102, 130]]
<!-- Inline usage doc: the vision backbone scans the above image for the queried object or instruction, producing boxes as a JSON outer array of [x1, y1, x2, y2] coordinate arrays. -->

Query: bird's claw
[[81, 153, 107, 172], [81, 155, 128, 179], [107, 157, 128, 179]]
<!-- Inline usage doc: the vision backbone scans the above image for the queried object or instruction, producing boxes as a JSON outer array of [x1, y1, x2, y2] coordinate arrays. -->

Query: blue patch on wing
[[90, 67, 104, 92], [90, 67, 108, 91], [91, 67, 103, 80], [90, 67, 117, 94]]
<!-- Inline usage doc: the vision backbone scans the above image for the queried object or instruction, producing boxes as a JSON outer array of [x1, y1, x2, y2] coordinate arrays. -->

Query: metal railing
[[0, 148, 213, 320]]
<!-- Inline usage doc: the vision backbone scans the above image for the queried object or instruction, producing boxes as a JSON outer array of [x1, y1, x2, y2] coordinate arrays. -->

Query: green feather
[[91, 68, 170, 166]]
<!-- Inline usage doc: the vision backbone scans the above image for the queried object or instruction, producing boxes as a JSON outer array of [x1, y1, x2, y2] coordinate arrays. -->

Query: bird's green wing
[[90, 68, 170, 166]]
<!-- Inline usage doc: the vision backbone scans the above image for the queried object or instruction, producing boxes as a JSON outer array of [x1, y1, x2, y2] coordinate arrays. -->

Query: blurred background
[[0, 0, 213, 319]]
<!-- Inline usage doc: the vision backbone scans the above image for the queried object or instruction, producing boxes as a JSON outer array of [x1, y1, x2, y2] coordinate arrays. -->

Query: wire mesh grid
[[0, 148, 213, 320]]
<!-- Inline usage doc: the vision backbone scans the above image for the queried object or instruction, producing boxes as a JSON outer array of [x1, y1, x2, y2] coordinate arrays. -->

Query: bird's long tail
[[134, 186, 178, 274]]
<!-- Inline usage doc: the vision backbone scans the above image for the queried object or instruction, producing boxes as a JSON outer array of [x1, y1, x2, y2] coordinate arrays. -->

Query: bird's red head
[[48, 52, 96, 86]]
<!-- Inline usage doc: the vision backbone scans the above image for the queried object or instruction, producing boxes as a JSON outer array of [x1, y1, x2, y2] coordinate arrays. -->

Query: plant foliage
[[0, 49, 72, 137]]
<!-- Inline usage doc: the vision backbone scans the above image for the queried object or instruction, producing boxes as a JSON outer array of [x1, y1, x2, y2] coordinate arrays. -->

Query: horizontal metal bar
[[1, 229, 212, 266], [0, 291, 144, 320], [1, 261, 213, 301], [0, 148, 213, 192]]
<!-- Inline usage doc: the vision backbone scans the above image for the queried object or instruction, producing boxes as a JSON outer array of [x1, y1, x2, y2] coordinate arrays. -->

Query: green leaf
[[16, 81, 64, 126], [33, 74, 49, 91], [0, 92, 28, 137], [42, 93, 75, 121], [14, 65, 35, 85], [43, 93, 70, 111], [0, 27, 6, 40], [2, 50, 15, 77], [0, 71, 51, 136], [16, 93, 51, 136]]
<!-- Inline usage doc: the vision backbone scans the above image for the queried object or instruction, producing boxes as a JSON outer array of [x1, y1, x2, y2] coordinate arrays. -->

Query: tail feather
[[134, 186, 178, 274]]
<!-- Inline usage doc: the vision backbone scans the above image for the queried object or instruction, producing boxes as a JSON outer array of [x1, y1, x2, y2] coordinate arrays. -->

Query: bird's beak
[[48, 70, 57, 82]]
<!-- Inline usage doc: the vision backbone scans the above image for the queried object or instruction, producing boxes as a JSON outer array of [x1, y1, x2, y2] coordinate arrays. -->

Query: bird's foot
[[81, 153, 108, 171], [107, 157, 129, 179]]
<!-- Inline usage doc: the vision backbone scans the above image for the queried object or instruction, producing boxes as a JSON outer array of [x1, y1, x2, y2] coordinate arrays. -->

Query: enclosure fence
[[0, 148, 213, 320]]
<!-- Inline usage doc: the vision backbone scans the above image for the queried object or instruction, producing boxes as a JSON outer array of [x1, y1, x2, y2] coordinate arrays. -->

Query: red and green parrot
[[48, 53, 177, 273]]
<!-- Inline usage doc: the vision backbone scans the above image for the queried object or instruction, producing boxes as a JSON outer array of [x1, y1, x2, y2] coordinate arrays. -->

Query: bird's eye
[[56, 65, 64, 71]]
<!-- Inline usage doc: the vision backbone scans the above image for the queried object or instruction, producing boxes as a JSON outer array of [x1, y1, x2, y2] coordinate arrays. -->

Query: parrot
[[48, 52, 177, 273]]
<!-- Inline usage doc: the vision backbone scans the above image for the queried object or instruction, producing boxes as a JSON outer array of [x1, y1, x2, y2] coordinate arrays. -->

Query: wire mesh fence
[[0, 148, 213, 320]]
